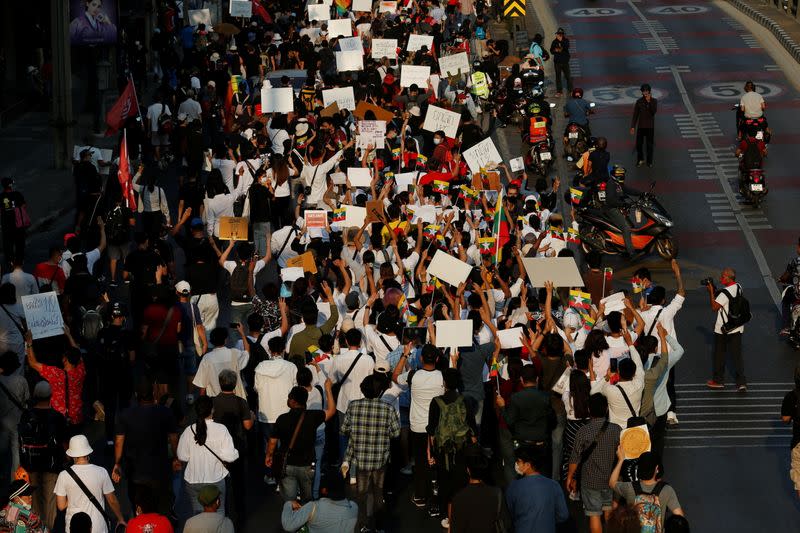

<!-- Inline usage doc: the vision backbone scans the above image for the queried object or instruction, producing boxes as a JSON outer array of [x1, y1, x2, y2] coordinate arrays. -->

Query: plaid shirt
[[341, 398, 401, 471], [569, 418, 621, 490]]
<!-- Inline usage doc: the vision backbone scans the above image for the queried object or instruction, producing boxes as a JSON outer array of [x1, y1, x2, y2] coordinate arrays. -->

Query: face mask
[[514, 463, 525, 475], [16, 500, 31, 510], [433, 138, 442, 145]]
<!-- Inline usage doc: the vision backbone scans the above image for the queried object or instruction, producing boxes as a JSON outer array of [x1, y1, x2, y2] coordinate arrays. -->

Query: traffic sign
[[504, 0, 525, 18]]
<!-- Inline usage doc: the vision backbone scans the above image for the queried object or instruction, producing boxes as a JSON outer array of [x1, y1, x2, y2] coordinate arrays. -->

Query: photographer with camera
[[704, 268, 749, 391]]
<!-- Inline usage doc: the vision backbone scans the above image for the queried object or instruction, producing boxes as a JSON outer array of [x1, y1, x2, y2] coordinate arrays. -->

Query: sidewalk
[[727, 0, 800, 62]]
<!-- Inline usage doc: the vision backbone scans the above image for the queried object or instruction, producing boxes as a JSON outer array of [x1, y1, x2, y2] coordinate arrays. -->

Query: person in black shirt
[[73, 150, 102, 232], [450, 453, 505, 533], [0, 177, 27, 268], [96, 304, 136, 443], [550, 28, 572, 96], [588, 136, 611, 182], [123, 232, 165, 321], [267, 384, 337, 503], [781, 366, 800, 498]]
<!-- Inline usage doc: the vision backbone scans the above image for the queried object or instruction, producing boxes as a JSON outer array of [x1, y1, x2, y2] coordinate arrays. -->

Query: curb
[[727, 0, 800, 63], [28, 206, 73, 236]]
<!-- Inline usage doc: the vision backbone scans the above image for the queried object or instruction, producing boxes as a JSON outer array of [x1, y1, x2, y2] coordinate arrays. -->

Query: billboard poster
[[70, 0, 119, 46]]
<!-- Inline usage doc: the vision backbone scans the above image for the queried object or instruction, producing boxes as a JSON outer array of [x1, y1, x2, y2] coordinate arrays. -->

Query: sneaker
[[637, 160, 645, 167], [411, 496, 426, 508], [666, 411, 678, 425], [400, 464, 413, 475], [706, 380, 724, 389], [441, 518, 450, 529], [263, 476, 277, 486], [738, 384, 748, 392]]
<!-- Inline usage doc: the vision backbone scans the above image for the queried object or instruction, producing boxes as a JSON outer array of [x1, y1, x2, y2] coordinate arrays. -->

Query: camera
[[700, 277, 714, 287]]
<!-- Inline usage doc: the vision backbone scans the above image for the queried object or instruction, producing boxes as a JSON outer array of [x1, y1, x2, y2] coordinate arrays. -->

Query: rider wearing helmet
[[470, 60, 491, 100], [602, 164, 638, 256]]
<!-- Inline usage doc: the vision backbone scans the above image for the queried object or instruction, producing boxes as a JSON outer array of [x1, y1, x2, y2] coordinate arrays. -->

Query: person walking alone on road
[[705, 268, 748, 391], [550, 28, 572, 97], [630, 84, 658, 168]]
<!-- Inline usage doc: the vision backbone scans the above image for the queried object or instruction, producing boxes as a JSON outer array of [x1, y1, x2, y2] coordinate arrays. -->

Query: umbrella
[[213, 23, 241, 36]]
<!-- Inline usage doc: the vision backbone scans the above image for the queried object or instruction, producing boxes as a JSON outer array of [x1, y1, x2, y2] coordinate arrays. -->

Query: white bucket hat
[[66, 435, 94, 458]]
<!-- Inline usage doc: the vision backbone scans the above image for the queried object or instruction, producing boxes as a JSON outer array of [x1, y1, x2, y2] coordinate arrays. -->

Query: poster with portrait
[[70, 0, 119, 46]]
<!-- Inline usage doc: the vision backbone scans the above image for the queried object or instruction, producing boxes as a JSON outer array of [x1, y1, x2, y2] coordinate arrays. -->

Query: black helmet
[[611, 164, 626, 183], [472, 59, 483, 70]]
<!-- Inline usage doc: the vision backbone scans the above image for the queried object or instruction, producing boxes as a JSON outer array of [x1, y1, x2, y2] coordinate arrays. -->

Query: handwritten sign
[[304, 210, 327, 229], [438, 52, 470, 77], [371, 38, 398, 59], [407, 34, 433, 52], [338, 37, 364, 54], [423, 105, 460, 139], [462, 137, 503, 174], [358, 120, 386, 149], [400, 65, 430, 88], [229, 0, 253, 17], [21, 292, 63, 340], [307, 3, 330, 21], [347, 167, 372, 187], [322, 87, 356, 111], [509, 156, 525, 173], [379, 0, 397, 12], [352, 0, 372, 10], [219, 217, 249, 241], [189, 8, 212, 26], [260, 87, 294, 114], [335, 50, 364, 71], [327, 19, 352, 38]]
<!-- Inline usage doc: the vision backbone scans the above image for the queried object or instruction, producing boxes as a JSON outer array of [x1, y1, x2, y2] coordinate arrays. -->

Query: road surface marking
[[627, 0, 669, 55]]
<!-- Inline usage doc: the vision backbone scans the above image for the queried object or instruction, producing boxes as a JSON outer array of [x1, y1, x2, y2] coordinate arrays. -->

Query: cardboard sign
[[189, 8, 212, 26], [344, 205, 367, 227], [509, 156, 525, 173], [219, 217, 249, 241], [521, 257, 585, 288], [320, 101, 340, 117], [423, 105, 460, 139], [322, 87, 356, 111], [21, 292, 63, 340], [394, 171, 418, 192], [435, 320, 474, 348], [260, 87, 294, 114], [347, 167, 372, 187], [471, 172, 501, 192], [327, 18, 352, 38], [335, 50, 364, 71], [497, 327, 524, 349], [307, 3, 331, 21], [287, 251, 319, 274], [354, 101, 394, 122], [600, 292, 626, 313], [379, 0, 397, 12], [99, 149, 113, 176], [427, 250, 473, 287], [438, 52, 470, 77], [352, 0, 372, 11], [281, 267, 305, 282], [304, 210, 328, 229], [357, 120, 386, 149], [338, 37, 364, 54], [407, 34, 434, 52], [366, 200, 384, 223], [410, 204, 436, 224], [400, 65, 430, 88], [229, 0, 253, 17], [462, 137, 503, 174], [371, 38, 398, 59]]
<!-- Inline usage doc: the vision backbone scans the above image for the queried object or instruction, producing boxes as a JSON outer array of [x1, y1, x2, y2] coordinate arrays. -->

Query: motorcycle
[[738, 165, 768, 207], [564, 122, 590, 162], [733, 104, 771, 143], [525, 137, 555, 177], [575, 183, 678, 260], [781, 283, 800, 349]]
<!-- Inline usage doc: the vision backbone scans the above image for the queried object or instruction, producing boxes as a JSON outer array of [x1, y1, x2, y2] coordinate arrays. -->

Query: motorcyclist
[[737, 80, 767, 139], [497, 71, 526, 128], [778, 238, 800, 336], [470, 59, 492, 102], [564, 87, 592, 133], [735, 127, 767, 183], [601, 165, 638, 256], [588, 136, 611, 183]]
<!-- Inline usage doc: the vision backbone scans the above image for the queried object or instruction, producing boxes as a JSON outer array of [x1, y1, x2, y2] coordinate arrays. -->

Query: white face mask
[[433, 138, 442, 145], [15, 499, 31, 510], [514, 463, 525, 475]]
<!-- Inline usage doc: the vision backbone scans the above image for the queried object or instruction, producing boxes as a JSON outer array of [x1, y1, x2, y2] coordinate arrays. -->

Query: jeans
[[498, 427, 517, 487], [554, 61, 573, 93], [651, 413, 667, 459], [1, 227, 25, 268], [551, 410, 567, 480], [411, 431, 431, 501], [185, 478, 226, 516], [313, 430, 325, 499], [636, 127, 655, 164], [280, 464, 315, 502], [667, 366, 677, 412], [252, 221, 271, 257], [356, 469, 386, 530], [338, 410, 349, 463], [712, 332, 746, 386], [29, 471, 58, 529], [259, 421, 274, 476]]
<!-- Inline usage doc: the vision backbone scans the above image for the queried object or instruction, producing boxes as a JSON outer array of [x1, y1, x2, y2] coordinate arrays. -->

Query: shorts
[[108, 243, 130, 261], [151, 132, 170, 146], [791, 443, 800, 491], [581, 487, 613, 516]]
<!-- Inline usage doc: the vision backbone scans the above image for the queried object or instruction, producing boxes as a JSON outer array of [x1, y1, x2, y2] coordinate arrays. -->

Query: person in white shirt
[[55, 435, 126, 533], [331, 328, 376, 458], [392, 343, 444, 507], [61, 227, 106, 279], [1, 256, 38, 297], [266, 115, 291, 155], [364, 306, 400, 365], [178, 90, 203, 122], [193, 326, 250, 398], [270, 225, 299, 268], [590, 320, 644, 428], [177, 396, 239, 516], [739, 81, 765, 119], [300, 141, 354, 208], [145, 95, 171, 162], [706, 268, 747, 391], [131, 169, 171, 236]]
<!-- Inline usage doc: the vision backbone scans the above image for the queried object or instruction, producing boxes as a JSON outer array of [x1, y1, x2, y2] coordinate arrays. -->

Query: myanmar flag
[[570, 187, 584, 205], [492, 191, 510, 263], [549, 228, 566, 241], [566, 227, 581, 244], [569, 290, 592, 310], [424, 224, 440, 239], [432, 180, 450, 194], [478, 237, 496, 255], [580, 312, 595, 332], [489, 355, 501, 378], [332, 208, 346, 223], [459, 185, 479, 201]]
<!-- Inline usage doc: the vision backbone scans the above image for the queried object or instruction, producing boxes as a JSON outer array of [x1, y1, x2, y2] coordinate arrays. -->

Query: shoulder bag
[[574, 419, 609, 486], [271, 411, 306, 481], [65, 466, 112, 529], [616, 385, 646, 428], [189, 425, 231, 473], [331, 352, 364, 401], [0, 304, 26, 335]]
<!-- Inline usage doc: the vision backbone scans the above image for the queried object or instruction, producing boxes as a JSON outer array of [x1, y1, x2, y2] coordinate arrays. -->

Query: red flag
[[252, 0, 272, 24], [118, 131, 136, 209], [105, 79, 139, 136]]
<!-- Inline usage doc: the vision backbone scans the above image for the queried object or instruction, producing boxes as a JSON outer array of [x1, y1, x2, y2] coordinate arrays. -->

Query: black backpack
[[106, 207, 129, 243], [244, 333, 269, 390], [742, 138, 761, 170], [19, 409, 62, 472], [230, 262, 250, 303], [720, 284, 752, 333]]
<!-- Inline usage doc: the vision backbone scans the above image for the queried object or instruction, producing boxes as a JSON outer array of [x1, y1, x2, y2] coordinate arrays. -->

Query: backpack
[[106, 207, 129, 243], [720, 284, 751, 333], [742, 138, 761, 169], [80, 306, 104, 342], [433, 396, 471, 467], [230, 262, 250, 303], [542, 48, 550, 61], [632, 481, 667, 533], [157, 104, 174, 135], [475, 26, 486, 40], [244, 334, 269, 392], [19, 409, 61, 472]]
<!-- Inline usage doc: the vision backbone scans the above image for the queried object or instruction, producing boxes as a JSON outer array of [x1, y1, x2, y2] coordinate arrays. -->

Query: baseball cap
[[207, 80, 216, 88], [374, 360, 391, 373], [197, 484, 221, 506], [345, 291, 361, 310], [8, 480, 36, 500], [190, 217, 204, 228], [175, 281, 192, 295]]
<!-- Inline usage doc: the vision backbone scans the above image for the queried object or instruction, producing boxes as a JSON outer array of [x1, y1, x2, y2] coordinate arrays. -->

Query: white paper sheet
[[427, 250, 473, 287]]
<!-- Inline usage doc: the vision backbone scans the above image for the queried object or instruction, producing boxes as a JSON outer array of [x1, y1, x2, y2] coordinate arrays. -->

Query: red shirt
[[40, 361, 86, 424], [142, 304, 183, 346], [32, 262, 66, 292], [126, 513, 174, 533]]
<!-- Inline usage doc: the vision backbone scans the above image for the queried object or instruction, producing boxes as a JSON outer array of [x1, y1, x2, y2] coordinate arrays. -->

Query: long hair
[[271, 153, 290, 186], [194, 396, 213, 446], [569, 370, 591, 420], [584, 330, 609, 358]]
